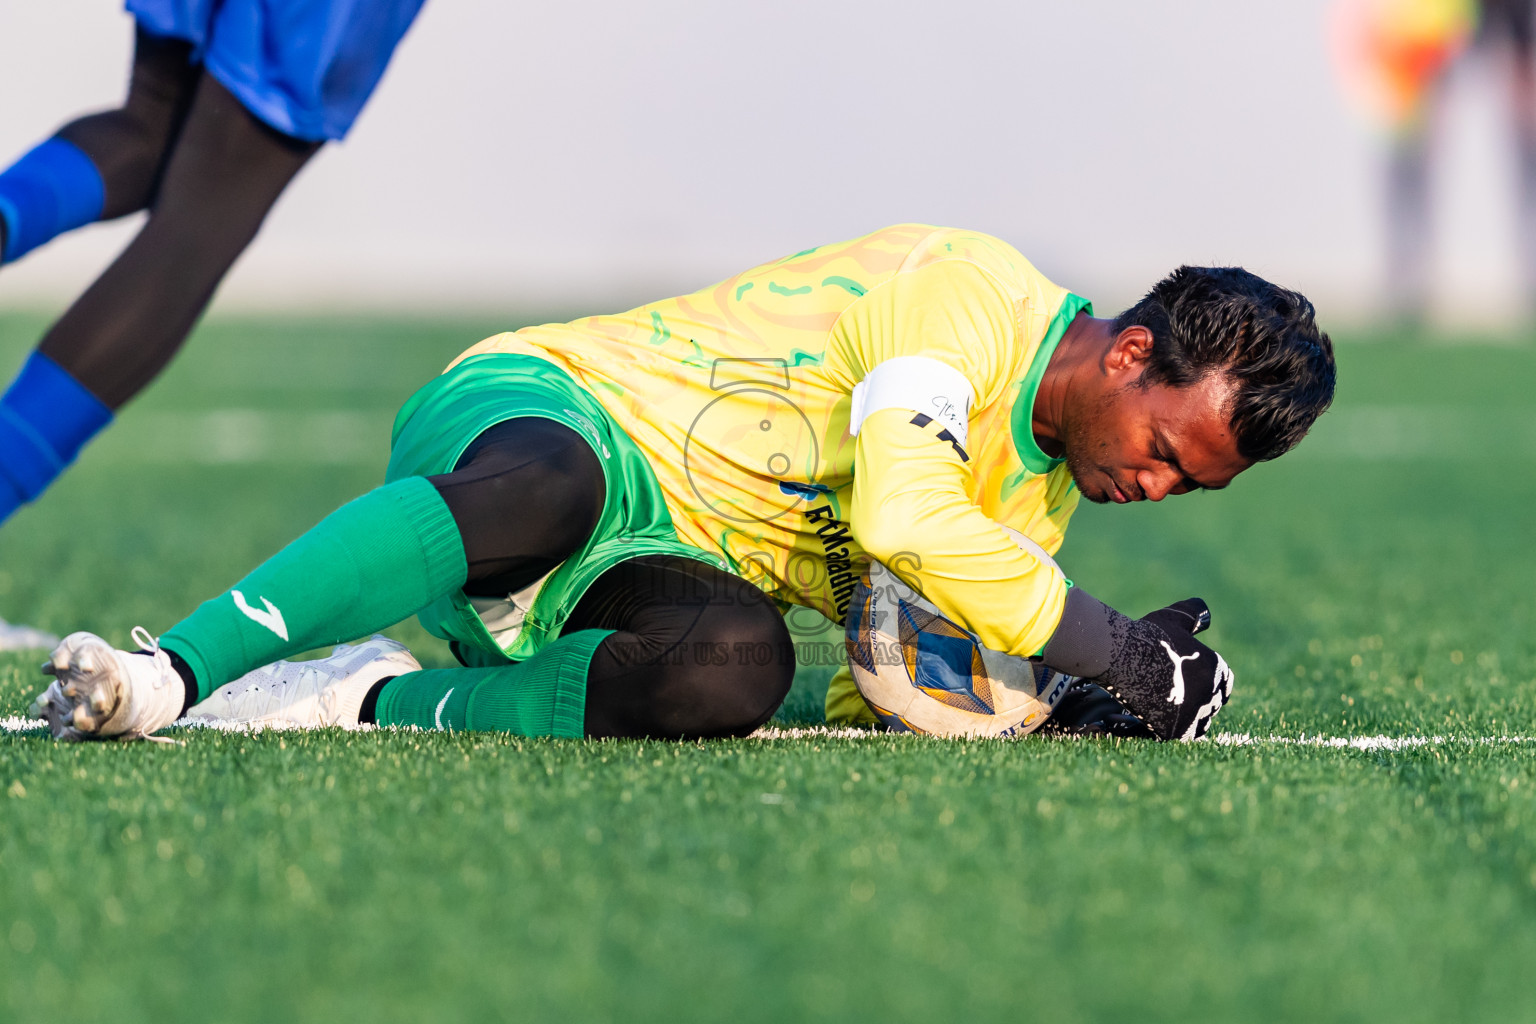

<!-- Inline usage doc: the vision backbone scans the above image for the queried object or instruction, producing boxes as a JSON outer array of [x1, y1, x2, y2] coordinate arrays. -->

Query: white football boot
[[30, 628, 186, 741], [186, 635, 419, 730]]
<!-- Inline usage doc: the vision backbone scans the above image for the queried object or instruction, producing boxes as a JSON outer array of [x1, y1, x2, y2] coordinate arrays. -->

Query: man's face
[[1062, 371, 1253, 505]]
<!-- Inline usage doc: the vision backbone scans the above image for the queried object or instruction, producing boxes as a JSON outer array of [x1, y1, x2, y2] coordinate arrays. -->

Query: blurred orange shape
[[1330, 0, 1477, 126]]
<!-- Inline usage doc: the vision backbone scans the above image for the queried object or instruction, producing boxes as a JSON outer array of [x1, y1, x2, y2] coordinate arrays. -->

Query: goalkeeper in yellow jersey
[[28, 224, 1335, 743]]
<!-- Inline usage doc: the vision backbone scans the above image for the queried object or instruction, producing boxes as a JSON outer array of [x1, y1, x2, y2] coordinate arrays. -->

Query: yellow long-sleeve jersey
[[452, 224, 1087, 661]]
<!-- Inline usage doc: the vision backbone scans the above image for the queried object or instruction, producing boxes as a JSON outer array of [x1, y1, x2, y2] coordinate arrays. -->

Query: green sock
[[376, 629, 610, 737], [163, 476, 466, 701]]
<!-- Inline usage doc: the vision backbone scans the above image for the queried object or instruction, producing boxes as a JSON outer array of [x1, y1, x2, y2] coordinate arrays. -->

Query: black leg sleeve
[[54, 28, 201, 220], [428, 417, 608, 598], [38, 74, 320, 408], [425, 419, 792, 739], [567, 556, 795, 740]]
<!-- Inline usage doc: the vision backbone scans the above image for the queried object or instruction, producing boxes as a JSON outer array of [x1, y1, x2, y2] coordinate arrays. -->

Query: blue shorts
[[125, 0, 428, 141]]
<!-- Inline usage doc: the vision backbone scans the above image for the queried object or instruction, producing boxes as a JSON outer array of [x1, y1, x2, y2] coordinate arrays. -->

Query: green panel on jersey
[[386, 353, 727, 665], [1011, 292, 1092, 476]]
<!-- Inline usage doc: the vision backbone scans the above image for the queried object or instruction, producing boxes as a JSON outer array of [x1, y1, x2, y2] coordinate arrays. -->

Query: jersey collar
[[1010, 292, 1093, 475]]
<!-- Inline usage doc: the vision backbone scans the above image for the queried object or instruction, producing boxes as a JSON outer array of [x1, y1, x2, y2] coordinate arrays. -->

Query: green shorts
[[386, 352, 726, 666]]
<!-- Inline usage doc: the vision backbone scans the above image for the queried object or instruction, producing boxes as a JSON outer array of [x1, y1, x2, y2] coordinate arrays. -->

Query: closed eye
[[1153, 440, 1224, 492]]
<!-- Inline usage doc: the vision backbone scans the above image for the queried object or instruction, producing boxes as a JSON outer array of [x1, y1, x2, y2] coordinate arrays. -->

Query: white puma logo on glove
[[1178, 653, 1234, 741], [232, 590, 289, 641], [1160, 641, 1201, 705]]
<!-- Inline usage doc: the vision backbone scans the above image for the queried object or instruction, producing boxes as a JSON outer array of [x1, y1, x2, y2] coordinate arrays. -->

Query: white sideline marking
[[750, 727, 1536, 749], [4, 713, 1536, 751], [750, 726, 888, 740], [1209, 733, 1536, 751], [106, 410, 379, 465], [0, 715, 364, 735]]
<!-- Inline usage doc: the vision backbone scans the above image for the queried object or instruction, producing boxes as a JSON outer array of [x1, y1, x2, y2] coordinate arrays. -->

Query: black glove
[[1094, 598, 1234, 741], [1142, 597, 1212, 638], [1037, 679, 1156, 739]]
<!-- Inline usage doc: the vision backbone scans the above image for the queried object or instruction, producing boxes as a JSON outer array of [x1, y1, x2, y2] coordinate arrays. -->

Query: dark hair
[[1112, 266, 1335, 462]]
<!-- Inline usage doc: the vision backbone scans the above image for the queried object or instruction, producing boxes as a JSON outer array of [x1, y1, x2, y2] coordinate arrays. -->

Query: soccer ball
[[844, 535, 1074, 737]]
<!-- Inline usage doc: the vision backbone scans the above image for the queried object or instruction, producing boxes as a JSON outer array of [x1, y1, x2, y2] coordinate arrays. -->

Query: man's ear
[[1105, 324, 1154, 376]]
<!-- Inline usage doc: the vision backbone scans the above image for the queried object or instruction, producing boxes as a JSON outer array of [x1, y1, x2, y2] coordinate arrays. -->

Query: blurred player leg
[[0, 29, 201, 527], [0, 0, 428, 525], [37, 75, 320, 409], [1484, 0, 1536, 314], [0, 74, 317, 526], [1333, 0, 1473, 325], [1385, 124, 1433, 326], [1512, 58, 1536, 315], [0, 28, 197, 264]]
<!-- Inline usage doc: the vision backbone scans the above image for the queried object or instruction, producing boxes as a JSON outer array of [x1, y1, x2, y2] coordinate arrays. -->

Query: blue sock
[[0, 138, 106, 264], [0, 353, 113, 522]]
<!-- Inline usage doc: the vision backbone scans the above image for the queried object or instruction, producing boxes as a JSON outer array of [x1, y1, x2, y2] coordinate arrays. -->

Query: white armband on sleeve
[[847, 356, 975, 447]]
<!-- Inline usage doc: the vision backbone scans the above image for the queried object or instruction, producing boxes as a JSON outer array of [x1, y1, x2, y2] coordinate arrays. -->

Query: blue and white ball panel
[[897, 599, 994, 716], [127, 0, 428, 140], [844, 560, 1073, 738]]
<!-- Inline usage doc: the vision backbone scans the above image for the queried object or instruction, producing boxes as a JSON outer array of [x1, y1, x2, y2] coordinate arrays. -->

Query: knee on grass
[[583, 588, 795, 740]]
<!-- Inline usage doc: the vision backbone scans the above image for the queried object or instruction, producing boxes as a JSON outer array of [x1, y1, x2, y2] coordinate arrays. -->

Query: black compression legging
[[33, 28, 320, 409], [429, 418, 795, 739]]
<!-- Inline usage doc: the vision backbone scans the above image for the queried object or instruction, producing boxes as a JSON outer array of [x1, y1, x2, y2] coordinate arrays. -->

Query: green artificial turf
[[1, 313, 1533, 1022]]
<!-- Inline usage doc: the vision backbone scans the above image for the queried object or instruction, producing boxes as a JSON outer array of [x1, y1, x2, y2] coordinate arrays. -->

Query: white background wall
[[0, 0, 1530, 323]]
